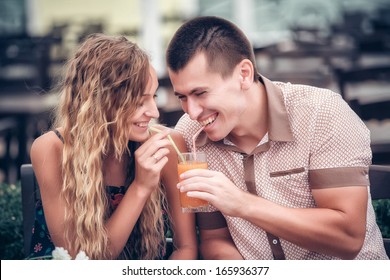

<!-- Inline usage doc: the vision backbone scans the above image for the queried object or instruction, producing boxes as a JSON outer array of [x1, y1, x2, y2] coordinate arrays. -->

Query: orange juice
[[178, 161, 208, 209], [177, 152, 209, 212]]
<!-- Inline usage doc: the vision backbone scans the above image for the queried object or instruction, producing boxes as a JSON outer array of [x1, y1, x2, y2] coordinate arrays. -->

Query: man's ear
[[239, 59, 254, 90]]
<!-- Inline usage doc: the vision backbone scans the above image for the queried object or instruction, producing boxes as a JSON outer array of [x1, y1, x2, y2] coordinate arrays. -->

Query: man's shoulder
[[278, 81, 336, 96], [277, 81, 341, 108]]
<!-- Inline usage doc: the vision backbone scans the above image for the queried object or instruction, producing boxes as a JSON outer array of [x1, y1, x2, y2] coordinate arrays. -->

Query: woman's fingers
[[133, 130, 173, 190], [136, 130, 171, 161]]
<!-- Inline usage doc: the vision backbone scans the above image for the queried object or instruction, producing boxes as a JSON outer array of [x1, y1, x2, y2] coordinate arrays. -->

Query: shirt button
[[273, 239, 278, 245], [285, 175, 291, 180], [239, 155, 244, 160]]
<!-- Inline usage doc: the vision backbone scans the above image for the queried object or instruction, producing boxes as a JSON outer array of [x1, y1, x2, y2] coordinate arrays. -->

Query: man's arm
[[242, 184, 367, 259], [199, 227, 243, 260], [196, 211, 243, 260], [180, 169, 368, 259]]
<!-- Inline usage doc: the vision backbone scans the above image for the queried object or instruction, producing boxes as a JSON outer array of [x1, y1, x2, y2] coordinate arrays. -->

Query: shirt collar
[[195, 75, 294, 149], [261, 75, 294, 142]]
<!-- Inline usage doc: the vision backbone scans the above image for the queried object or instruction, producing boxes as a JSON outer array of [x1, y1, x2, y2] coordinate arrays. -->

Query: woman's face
[[127, 65, 160, 142]]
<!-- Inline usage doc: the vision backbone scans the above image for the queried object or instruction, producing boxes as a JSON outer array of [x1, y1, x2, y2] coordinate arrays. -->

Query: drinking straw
[[192, 126, 204, 160], [148, 126, 186, 163]]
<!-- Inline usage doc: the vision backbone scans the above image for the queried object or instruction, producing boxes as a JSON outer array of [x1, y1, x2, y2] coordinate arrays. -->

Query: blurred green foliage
[[372, 199, 390, 238], [0, 182, 24, 259]]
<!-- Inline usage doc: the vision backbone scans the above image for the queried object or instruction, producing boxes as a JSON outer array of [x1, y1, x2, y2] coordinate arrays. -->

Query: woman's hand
[[133, 129, 171, 193]]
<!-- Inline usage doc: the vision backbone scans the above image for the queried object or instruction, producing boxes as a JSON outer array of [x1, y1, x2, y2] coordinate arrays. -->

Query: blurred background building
[[1, 0, 390, 183]]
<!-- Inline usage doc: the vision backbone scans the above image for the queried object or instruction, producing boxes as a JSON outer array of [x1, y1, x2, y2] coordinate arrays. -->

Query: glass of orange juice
[[177, 152, 209, 213]]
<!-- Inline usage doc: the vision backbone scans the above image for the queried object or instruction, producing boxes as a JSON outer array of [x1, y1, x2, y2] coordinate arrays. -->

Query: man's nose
[[186, 98, 202, 120]]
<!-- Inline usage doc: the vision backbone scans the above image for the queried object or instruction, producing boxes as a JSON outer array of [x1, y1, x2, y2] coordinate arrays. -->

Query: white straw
[[192, 126, 204, 160]]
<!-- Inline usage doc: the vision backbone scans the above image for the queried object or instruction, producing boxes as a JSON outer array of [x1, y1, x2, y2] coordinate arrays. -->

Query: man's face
[[168, 52, 248, 142]]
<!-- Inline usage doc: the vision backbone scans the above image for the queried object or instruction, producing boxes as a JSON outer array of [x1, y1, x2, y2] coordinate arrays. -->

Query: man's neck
[[228, 82, 268, 154]]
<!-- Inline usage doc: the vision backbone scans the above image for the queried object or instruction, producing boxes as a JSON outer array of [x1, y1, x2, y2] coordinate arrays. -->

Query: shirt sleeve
[[309, 93, 371, 188], [196, 211, 227, 230]]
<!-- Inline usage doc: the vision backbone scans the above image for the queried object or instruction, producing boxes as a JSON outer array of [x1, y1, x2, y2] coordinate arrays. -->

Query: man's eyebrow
[[174, 87, 207, 97]]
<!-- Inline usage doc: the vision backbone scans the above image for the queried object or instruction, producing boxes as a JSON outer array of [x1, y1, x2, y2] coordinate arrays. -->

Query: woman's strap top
[[54, 129, 64, 143]]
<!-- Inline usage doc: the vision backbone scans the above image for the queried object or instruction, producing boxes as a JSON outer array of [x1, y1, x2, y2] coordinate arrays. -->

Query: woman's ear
[[239, 59, 254, 90]]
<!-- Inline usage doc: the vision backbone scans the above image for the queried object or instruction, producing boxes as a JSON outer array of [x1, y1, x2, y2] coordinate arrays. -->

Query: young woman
[[29, 34, 197, 260]]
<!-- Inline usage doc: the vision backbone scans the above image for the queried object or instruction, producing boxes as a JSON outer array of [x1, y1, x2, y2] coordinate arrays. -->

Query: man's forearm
[[200, 238, 244, 260]]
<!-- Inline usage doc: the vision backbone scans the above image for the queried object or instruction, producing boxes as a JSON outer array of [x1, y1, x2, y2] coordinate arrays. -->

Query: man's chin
[[205, 131, 226, 142]]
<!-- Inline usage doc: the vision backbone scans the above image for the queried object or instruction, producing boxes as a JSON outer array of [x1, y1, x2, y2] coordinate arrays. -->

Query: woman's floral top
[[28, 186, 169, 259]]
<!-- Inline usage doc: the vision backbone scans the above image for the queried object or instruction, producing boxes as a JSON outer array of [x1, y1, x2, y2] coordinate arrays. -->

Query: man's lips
[[199, 113, 217, 126]]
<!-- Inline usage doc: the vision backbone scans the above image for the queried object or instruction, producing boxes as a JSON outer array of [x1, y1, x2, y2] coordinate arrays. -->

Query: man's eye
[[195, 91, 206, 96], [177, 95, 187, 101]]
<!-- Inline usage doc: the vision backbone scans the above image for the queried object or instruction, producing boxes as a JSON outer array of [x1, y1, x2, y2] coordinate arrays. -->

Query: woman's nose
[[145, 102, 160, 119]]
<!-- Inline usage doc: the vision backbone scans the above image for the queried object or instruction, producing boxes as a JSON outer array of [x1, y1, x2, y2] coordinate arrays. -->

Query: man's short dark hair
[[166, 16, 259, 81]]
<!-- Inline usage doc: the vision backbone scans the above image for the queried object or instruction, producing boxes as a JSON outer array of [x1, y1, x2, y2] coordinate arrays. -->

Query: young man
[[166, 16, 388, 260]]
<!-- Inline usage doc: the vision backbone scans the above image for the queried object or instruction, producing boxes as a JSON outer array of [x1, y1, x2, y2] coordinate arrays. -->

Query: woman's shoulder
[[30, 129, 63, 163]]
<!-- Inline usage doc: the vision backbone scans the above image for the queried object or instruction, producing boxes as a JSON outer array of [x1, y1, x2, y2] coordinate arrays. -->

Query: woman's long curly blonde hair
[[53, 34, 165, 259]]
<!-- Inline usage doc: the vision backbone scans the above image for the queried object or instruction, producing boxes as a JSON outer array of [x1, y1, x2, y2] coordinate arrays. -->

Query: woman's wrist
[[130, 180, 155, 200]]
